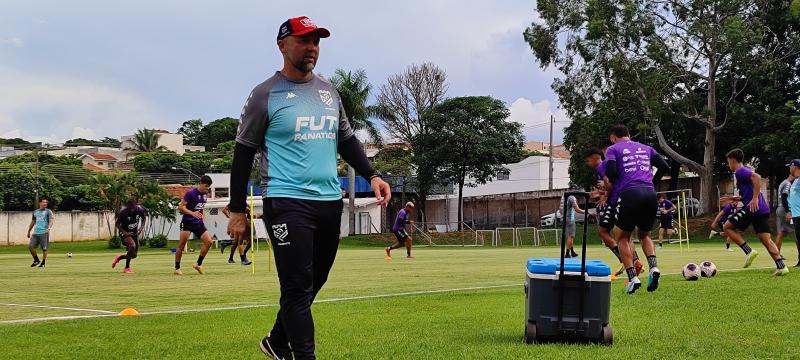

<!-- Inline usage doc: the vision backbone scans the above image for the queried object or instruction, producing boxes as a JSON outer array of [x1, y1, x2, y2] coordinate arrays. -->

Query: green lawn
[[0, 236, 798, 359]]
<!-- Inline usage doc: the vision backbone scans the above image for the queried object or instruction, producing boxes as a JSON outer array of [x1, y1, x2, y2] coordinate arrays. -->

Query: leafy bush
[[108, 235, 122, 249], [148, 234, 168, 248]]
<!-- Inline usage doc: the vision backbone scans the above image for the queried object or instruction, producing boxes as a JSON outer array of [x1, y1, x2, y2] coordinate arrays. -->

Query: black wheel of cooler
[[601, 325, 613, 345], [524, 322, 537, 344]]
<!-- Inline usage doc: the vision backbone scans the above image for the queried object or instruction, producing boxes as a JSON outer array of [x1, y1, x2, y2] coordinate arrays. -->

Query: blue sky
[[0, 0, 569, 145]]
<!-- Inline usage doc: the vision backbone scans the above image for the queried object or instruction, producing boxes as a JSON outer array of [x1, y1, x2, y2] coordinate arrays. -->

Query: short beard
[[291, 59, 315, 74]]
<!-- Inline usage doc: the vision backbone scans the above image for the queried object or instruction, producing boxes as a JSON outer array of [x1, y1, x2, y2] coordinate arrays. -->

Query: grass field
[[1, 235, 799, 359]]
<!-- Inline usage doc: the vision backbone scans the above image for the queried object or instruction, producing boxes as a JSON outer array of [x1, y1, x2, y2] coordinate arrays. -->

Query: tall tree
[[525, 0, 800, 213], [373, 63, 449, 221], [178, 119, 204, 145], [330, 69, 383, 144], [196, 117, 238, 150], [130, 129, 166, 152], [421, 96, 525, 229]]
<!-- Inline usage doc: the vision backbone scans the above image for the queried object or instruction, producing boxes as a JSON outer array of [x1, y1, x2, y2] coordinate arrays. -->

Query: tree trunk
[[700, 125, 717, 214]]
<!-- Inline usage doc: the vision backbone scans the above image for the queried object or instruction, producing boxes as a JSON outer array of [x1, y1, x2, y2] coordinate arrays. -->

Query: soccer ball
[[700, 261, 717, 277], [67, 252, 73, 258], [682, 263, 701, 281]]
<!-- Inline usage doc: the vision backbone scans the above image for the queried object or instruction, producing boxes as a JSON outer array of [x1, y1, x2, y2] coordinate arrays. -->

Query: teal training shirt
[[789, 177, 800, 216], [236, 72, 355, 201], [32, 209, 53, 235]]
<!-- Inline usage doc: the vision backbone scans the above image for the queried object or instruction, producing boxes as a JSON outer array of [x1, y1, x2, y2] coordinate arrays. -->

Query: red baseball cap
[[277, 16, 330, 41]]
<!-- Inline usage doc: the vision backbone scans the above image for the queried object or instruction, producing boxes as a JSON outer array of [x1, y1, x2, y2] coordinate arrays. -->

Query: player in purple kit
[[112, 197, 146, 273], [386, 202, 415, 259], [604, 125, 670, 294], [710, 197, 739, 251], [174, 175, 213, 275], [583, 148, 643, 280], [657, 195, 676, 248], [721, 149, 788, 276]]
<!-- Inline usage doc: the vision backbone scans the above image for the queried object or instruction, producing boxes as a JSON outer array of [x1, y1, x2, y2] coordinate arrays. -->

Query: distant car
[[540, 207, 597, 227]]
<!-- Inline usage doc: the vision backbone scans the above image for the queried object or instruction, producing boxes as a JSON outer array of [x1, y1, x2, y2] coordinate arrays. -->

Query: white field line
[[0, 265, 778, 325], [0, 303, 116, 314]]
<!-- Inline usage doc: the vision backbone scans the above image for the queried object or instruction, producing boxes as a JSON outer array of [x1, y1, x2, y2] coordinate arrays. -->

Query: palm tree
[[131, 128, 166, 152], [330, 69, 383, 144]]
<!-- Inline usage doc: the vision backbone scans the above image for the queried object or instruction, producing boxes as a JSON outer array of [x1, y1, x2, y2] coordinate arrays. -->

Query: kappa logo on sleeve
[[272, 223, 289, 243]]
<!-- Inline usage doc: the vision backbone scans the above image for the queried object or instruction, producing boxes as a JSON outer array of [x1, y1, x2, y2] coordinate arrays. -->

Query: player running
[[787, 159, 800, 267], [220, 205, 252, 265], [174, 175, 214, 275], [721, 149, 787, 276], [226, 16, 391, 360], [26, 198, 54, 268], [710, 197, 739, 251], [775, 168, 796, 251], [656, 194, 676, 248], [604, 125, 670, 294], [386, 202, 415, 259], [583, 148, 642, 280], [112, 197, 146, 273]]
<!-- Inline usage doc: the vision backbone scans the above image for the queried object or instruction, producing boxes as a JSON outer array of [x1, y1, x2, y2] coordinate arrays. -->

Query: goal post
[[655, 189, 692, 251], [535, 228, 561, 246], [514, 227, 537, 246]]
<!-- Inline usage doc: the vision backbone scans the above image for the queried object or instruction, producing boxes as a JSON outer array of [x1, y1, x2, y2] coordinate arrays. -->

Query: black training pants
[[263, 197, 343, 360]]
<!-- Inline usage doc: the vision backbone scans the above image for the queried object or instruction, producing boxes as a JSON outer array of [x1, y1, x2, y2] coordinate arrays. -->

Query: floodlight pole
[[548, 114, 554, 190]]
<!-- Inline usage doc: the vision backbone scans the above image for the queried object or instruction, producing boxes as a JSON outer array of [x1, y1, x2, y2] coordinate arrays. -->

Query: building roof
[[82, 163, 109, 172], [82, 152, 118, 161]]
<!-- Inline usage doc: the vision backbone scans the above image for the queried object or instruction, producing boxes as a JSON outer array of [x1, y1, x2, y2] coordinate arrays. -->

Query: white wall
[[0, 211, 114, 245], [459, 156, 570, 197]]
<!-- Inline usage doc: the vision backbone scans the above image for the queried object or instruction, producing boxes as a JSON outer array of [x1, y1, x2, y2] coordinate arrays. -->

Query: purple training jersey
[[596, 160, 619, 205], [734, 166, 770, 215], [182, 187, 208, 225], [719, 203, 735, 224], [605, 140, 658, 194], [392, 209, 409, 232]]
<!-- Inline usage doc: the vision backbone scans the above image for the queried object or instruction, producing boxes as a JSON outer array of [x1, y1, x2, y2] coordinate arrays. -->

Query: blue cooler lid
[[526, 258, 611, 276]]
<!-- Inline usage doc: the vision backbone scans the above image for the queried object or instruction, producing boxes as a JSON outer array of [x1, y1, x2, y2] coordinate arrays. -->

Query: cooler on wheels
[[523, 192, 613, 345]]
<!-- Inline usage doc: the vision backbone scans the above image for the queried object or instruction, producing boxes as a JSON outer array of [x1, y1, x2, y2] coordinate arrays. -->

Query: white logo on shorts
[[272, 223, 289, 241]]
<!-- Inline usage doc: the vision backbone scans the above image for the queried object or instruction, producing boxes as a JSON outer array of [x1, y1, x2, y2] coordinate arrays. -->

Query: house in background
[[120, 130, 196, 155], [79, 153, 120, 171]]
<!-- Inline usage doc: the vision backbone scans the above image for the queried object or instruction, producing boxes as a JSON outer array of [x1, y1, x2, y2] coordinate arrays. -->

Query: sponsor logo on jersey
[[318, 90, 333, 106]]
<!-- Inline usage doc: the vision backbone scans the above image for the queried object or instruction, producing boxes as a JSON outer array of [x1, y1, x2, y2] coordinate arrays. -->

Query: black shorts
[[615, 187, 657, 232], [727, 207, 771, 234], [393, 229, 409, 242], [598, 206, 616, 231], [660, 216, 673, 230], [180, 221, 208, 239]]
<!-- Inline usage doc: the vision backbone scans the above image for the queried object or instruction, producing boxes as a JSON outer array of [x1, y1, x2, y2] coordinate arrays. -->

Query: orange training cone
[[119, 308, 140, 316]]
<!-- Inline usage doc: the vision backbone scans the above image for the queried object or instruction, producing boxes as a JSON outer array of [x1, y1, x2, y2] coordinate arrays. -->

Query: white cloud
[[0, 37, 24, 48], [507, 97, 570, 143], [71, 126, 97, 140], [0, 66, 165, 143]]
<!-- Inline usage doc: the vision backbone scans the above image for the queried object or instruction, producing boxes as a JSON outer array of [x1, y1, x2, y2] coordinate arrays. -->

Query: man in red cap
[[227, 16, 391, 359]]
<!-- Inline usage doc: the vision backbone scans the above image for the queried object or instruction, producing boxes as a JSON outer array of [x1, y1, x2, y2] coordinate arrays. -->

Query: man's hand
[[371, 177, 391, 207], [786, 212, 792, 221], [227, 212, 248, 241], [192, 211, 203, 220], [749, 200, 759, 213], [27, 231, 31, 239]]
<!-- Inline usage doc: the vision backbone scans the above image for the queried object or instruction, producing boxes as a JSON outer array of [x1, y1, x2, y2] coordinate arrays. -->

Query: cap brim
[[294, 27, 330, 38]]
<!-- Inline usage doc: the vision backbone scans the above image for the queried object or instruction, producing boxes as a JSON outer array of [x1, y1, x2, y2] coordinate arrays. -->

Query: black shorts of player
[[180, 221, 208, 239], [659, 215, 673, 230], [727, 207, 770, 234], [121, 231, 139, 244], [614, 187, 657, 232], [393, 229, 409, 242], [598, 206, 616, 231]]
